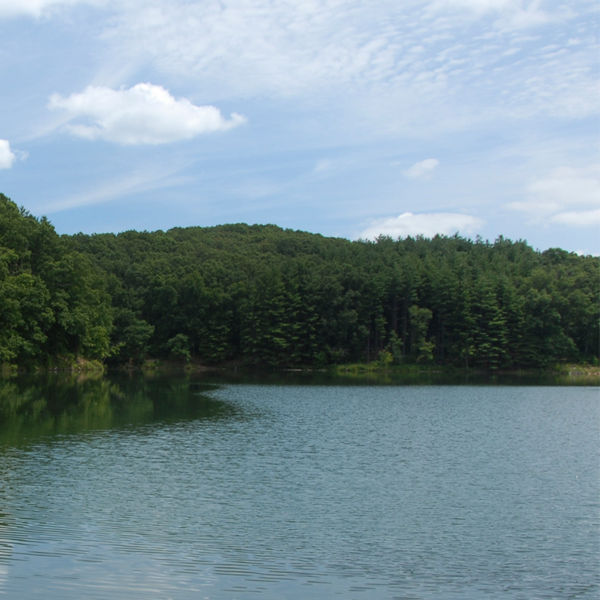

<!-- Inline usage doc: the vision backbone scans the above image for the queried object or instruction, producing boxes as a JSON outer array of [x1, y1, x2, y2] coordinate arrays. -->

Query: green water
[[0, 373, 598, 598]]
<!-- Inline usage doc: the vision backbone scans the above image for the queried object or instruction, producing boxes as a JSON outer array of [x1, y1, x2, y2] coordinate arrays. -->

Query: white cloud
[[4, 0, 598, 134], [48, 83, 245, 145], [508, 165, 600, 226], [0, 140, 16, 169], [311, 158, 355, 178], [527, 166, 600, 208], [551, 209, 600, 227], [0, 0, 103, 18], [360, 211, 483, 239], [429, 0, 553, 29], [403, 158, 440, 179], [433, 0, 515, 10], [87, 0, 598, 137], [104, 1, 392, 99]]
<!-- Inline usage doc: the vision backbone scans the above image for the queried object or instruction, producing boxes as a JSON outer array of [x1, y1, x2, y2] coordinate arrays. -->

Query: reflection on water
[[189, 366, 599, 387], [0, 375, 598, 599], [0, 374, 242, 599], [0, 374, 237, 446]]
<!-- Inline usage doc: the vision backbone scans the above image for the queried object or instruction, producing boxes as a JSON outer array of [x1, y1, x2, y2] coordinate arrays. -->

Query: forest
[[1, 193, 598, 370]]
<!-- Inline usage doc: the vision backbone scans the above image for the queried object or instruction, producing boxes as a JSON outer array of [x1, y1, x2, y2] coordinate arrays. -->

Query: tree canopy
[[1, 193, 598, 369], [0, 194, 111, 366]]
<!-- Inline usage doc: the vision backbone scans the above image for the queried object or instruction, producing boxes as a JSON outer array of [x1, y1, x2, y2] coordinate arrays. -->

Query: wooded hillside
[[1, 193, 598, 369]]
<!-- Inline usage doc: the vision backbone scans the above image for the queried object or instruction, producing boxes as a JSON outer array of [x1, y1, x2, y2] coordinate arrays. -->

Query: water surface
[[0, 375, 598, 598]]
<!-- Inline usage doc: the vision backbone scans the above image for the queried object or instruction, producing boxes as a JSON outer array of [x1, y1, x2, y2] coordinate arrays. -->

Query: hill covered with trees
[[0, 194, 111, 366], [1, 193, 598, 370]]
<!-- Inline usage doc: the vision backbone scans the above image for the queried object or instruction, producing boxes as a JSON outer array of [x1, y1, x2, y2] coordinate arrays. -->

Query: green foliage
[[377, 349, 393, 368], [386, 330, 403, 365], [121, 319, 155, 364], [408, 305, 435, 363], [0, 194, 113, 366], [63, 224, 600, 369], [166, 334, 191, 362], [2, 192, 599, 370]]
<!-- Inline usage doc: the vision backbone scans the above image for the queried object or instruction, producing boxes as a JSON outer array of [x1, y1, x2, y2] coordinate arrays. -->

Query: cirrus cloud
[[48, 83, 246, 145], [359, 211, 483, 240], [403, 158, 440, 179], [0, 0, 104, 18], [0, 140, 16, 169]]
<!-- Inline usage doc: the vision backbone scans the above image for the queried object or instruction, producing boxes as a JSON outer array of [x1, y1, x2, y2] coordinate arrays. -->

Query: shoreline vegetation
[[1, 193, 599, 377], [331, 361, 600, 385], [152, 359, 600, 385], [2, 358, 598, 386]]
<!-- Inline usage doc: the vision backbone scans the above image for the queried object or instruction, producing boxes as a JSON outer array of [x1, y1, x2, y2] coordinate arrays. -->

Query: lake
[[0, 373, 598, 599]]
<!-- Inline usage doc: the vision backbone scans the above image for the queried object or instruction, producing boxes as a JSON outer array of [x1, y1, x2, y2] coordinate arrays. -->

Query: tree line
[[1, 193, 598, 370]]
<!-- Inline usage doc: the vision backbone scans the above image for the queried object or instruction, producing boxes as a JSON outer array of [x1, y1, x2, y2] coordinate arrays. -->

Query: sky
[[0, 0, 598, 254]]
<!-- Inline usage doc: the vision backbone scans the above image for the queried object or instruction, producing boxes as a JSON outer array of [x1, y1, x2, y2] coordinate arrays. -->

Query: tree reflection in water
[[0, 374, 236, 447]]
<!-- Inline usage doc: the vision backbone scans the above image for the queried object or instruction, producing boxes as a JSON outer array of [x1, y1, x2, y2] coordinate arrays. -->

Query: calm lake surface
[[0, 374, 598, 599]]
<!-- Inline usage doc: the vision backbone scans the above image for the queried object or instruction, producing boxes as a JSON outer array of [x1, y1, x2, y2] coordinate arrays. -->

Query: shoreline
[[3, 358, 599, 385]]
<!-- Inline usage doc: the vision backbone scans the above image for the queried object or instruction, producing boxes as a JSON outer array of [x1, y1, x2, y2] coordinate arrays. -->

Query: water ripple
[[0, 383, 598, 599]]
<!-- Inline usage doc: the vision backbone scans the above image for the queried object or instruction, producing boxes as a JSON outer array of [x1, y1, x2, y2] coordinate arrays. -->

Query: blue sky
[[0, 0, 598, 254]]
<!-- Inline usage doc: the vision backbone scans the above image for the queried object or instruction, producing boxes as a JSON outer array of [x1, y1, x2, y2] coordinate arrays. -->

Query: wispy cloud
[[48, 83, 245, 145], [313, 159, 336, 175], [0, 140, 16, 169], [0, 0, 105, 18], [42, 164, 191, 212], [2, 0, 598, 253], [12, 0, 594, 143], [403, 158, 440, 179], [428, 0, 555, 29], [551, 209, 600, 227], [508, 165, 600, 226], [359, 211, 483, 239], [7, 0, 599, 131]]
